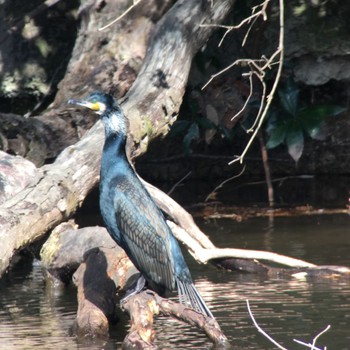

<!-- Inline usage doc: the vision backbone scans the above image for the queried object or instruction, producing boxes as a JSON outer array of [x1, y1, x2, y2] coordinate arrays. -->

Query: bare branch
[[230, 0, 285, 164], [167, 220, 316, 268], [167, 171, 192, 196], [144, 179, 342, 270], [294, 325, 331, 350], [247, 300, 288, 350], [247, 300, 330, 350], [229, 73, 254, 121], [122, 290, 229, 348], [145, 179, 350, 275], [99, 0, 142, 31], [201, 0, 285, 165], [204, 165, 245, 202], [200, 0, 270, 47]]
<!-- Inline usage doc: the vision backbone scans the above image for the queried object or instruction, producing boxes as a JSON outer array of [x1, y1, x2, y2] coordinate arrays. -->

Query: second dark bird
[[68, 92, 214, 318]]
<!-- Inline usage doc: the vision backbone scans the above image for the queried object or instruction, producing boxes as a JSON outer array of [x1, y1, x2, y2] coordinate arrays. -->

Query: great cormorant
[[68, 92, 214, 318]]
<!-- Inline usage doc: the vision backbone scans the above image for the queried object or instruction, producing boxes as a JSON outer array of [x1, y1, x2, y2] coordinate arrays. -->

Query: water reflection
[[0, 259, 77, 349], [141, 272, 350, 349], [0, 215, 350, 349]]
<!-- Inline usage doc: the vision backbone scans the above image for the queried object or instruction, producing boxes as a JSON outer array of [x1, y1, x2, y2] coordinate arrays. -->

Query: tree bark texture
[[0, 0, 236, 276], [122, 290, 229, 349], [122, 0, 237, 157], [41, 224, 229, 345], [0, 0, 172, 166]]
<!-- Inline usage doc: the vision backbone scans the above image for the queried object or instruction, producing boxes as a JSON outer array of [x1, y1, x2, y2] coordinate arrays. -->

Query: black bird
[[68, 92, 214, 318]]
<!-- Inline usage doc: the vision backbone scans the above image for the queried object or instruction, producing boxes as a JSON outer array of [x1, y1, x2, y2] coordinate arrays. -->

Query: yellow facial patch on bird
[[87, 101, 106, 113], [68, 98, 106, 115]]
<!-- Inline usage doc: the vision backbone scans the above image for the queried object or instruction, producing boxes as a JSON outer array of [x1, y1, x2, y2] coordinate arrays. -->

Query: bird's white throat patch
[[103, 111, 127, 135]]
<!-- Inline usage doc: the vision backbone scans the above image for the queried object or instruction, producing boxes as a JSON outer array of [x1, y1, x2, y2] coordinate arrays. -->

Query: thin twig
[[99, 0, 141, 31], [248, 300, 330, 350], [245, 70, 266, 132], [200, 0, 270, 47], [311, 325, 330, 350], [230, 73, 254, 121], [203, 0, 270, 47], [204, 165, 245, 202], [293, 339, 323, 350], [242, 4, 266, 47], [293, 325, 331, 350], [202, 0, 284, 165], [230, 0, 284, 164], [246, 300, 288, 350], [202, 58, 242, 90], [167, 171, 192, 196]]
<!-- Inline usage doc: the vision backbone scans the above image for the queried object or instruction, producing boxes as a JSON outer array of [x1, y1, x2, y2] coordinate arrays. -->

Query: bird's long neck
[[100, 111, 130, 179]]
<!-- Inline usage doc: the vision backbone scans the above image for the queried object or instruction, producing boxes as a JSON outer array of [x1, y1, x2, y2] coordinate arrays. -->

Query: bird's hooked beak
[[68, 98, 105, 114]]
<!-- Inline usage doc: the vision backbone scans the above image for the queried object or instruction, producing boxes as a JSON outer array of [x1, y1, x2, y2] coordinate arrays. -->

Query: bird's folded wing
[[114, 191, 176, 290]]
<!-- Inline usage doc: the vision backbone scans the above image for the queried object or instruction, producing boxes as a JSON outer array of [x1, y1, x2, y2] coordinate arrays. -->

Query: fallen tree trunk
[[0, 0, 236, 276], [0, 124, 103, 276], [42, 223, 229, 345]]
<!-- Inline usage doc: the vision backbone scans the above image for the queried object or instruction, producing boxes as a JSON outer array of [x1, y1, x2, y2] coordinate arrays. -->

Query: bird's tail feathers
[[177, 279, 214, 319]]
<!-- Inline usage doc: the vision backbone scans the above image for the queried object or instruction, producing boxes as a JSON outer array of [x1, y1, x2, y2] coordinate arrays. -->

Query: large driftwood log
[[41, 224, 229, 345], [0, 0, 236, 276], [0, 124, 103, 276]]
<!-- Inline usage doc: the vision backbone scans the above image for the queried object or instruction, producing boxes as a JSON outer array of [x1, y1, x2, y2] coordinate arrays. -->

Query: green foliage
[[183, 122, 199, 155], [169, 117, 217, 155], [169, 86, 227, 155], [266, 81, 345, 163]]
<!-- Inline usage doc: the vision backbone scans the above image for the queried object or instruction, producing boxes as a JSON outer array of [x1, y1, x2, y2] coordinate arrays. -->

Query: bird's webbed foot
[[120, 274, 146, 305]]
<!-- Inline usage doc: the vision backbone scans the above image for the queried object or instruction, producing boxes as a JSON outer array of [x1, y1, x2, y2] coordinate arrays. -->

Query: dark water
[[1, 214, 350, 349]]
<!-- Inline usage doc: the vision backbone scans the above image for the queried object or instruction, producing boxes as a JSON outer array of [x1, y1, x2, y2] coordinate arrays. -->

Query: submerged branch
[[145, 181, 350, 276], [144, 179, 315, 268], [122, 290, 229, 348], [167, 221, 316, 268], [247, 300, 331, 350]]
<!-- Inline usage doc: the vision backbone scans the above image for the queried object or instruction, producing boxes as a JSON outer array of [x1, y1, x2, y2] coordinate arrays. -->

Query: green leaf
[[299, 105, 345, 120], [169, 120, 191, 137], [266, 123, 287, 149], [195, 116, 216, 130], [278, 81, 299, 117], [186, 97, 200, 115], [299, 104, 345, 139], [299, 113, 324, 138], [286, 122, 304, 163], [183, 123, 199, 155], [264, 110, 278, 134], [220, 125, 234, 141], [308, 121, 327, 140]]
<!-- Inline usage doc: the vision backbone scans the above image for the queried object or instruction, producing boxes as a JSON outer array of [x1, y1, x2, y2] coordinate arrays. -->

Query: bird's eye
[[91, 99, 97, 103]]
